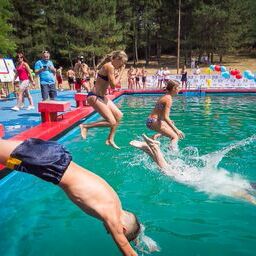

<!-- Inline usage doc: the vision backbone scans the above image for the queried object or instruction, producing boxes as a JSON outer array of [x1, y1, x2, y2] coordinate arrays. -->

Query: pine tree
[[60, 0, 125, 67], [0, 0, 16, 55], [11, 0, 49, 61]]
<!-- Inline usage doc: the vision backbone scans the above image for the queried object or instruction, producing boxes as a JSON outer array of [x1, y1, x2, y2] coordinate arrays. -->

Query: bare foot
[[130, 140, 154, 158], [80, 124, 87, 140], [142, 134, 161, 146], [106, 139, 120, 150], [130, 140, 150, 151], [152, 133, 161, 140]]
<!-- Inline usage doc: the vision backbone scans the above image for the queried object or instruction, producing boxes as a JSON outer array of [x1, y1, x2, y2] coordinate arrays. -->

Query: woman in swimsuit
[[146, 80, 185, 150], [80, 50, 127, 149]]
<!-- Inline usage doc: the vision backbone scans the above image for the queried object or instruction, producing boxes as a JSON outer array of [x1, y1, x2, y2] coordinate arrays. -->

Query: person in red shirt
[[12, 53, 35, 111]]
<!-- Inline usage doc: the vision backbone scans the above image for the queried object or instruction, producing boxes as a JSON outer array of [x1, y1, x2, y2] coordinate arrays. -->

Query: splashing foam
[[133, 135, 256, 200], [135, 224, 161, 254]]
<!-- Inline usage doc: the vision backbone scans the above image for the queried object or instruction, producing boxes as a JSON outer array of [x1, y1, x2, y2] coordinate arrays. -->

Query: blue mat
[[0, 90, 77, 139]]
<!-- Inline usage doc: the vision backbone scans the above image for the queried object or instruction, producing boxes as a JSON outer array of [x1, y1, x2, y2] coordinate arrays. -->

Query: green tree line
[[0, 0, 255, 66]]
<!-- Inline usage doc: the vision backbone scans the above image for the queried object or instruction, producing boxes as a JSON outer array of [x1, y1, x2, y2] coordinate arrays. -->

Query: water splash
[[135, 224, 161, 255], [132, 135, 256, 202], [201, 134, 256, 169]]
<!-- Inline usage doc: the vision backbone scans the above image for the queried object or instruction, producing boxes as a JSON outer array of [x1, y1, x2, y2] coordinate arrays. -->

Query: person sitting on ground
[[130, 134, 256, 205], [146, 80, 185, 151], [0, 137, 141, 255]]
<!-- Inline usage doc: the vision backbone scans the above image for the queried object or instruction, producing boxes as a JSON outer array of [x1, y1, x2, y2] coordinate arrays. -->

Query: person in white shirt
[[163, 67, 170, 83], [156, 67, 164, 89], [191, 57, 196, 69], [194, 65, 201, 75]]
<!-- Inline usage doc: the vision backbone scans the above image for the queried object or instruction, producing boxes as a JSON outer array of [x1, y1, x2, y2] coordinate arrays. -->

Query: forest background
[[1, 0, 256, 70]]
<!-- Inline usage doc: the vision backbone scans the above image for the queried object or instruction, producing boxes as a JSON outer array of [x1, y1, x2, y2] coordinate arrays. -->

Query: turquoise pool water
[[1, 94, 256, 256]]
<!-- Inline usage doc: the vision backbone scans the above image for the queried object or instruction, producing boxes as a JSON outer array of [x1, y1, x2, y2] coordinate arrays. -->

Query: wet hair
[[164, 79, 180, 92], [97, 50, 128, 70], [124, 212, 141, 242]]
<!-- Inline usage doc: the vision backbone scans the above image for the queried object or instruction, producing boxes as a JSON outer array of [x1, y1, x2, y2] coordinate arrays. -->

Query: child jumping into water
[[146, 80, 185, 150], [80, 50, 127, 149], [130, 134, 256, 205]]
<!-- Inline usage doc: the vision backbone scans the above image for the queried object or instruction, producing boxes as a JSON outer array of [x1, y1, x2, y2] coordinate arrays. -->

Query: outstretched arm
[[105, 217, 137, 256]]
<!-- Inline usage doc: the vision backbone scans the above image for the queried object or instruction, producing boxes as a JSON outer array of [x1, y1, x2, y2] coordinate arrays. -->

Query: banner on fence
[[0, 58, 16, 83], [146, 75, 256, 88]]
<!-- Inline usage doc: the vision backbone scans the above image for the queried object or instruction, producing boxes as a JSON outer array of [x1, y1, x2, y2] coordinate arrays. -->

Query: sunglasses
[[17, 56, 23, 59]]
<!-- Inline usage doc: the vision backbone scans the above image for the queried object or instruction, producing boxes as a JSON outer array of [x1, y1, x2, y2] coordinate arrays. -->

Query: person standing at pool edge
[[56, 66, 63, 91], [66, 67, 75, 90], [180, 65, 188, 89], [141, 67, 147, 89], [146, 80, 185, 151], [12, 52, 35, 111], [80, 50, 127, 149], [34, 50, 57, 101], [0, 137, 143, 255]]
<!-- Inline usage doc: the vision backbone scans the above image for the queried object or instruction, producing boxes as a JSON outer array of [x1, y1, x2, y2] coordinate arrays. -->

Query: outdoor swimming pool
[[1, 94, 256, 256]]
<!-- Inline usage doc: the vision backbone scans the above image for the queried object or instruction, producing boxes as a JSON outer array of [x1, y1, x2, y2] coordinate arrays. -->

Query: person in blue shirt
[[34, 50, 57, 101]]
